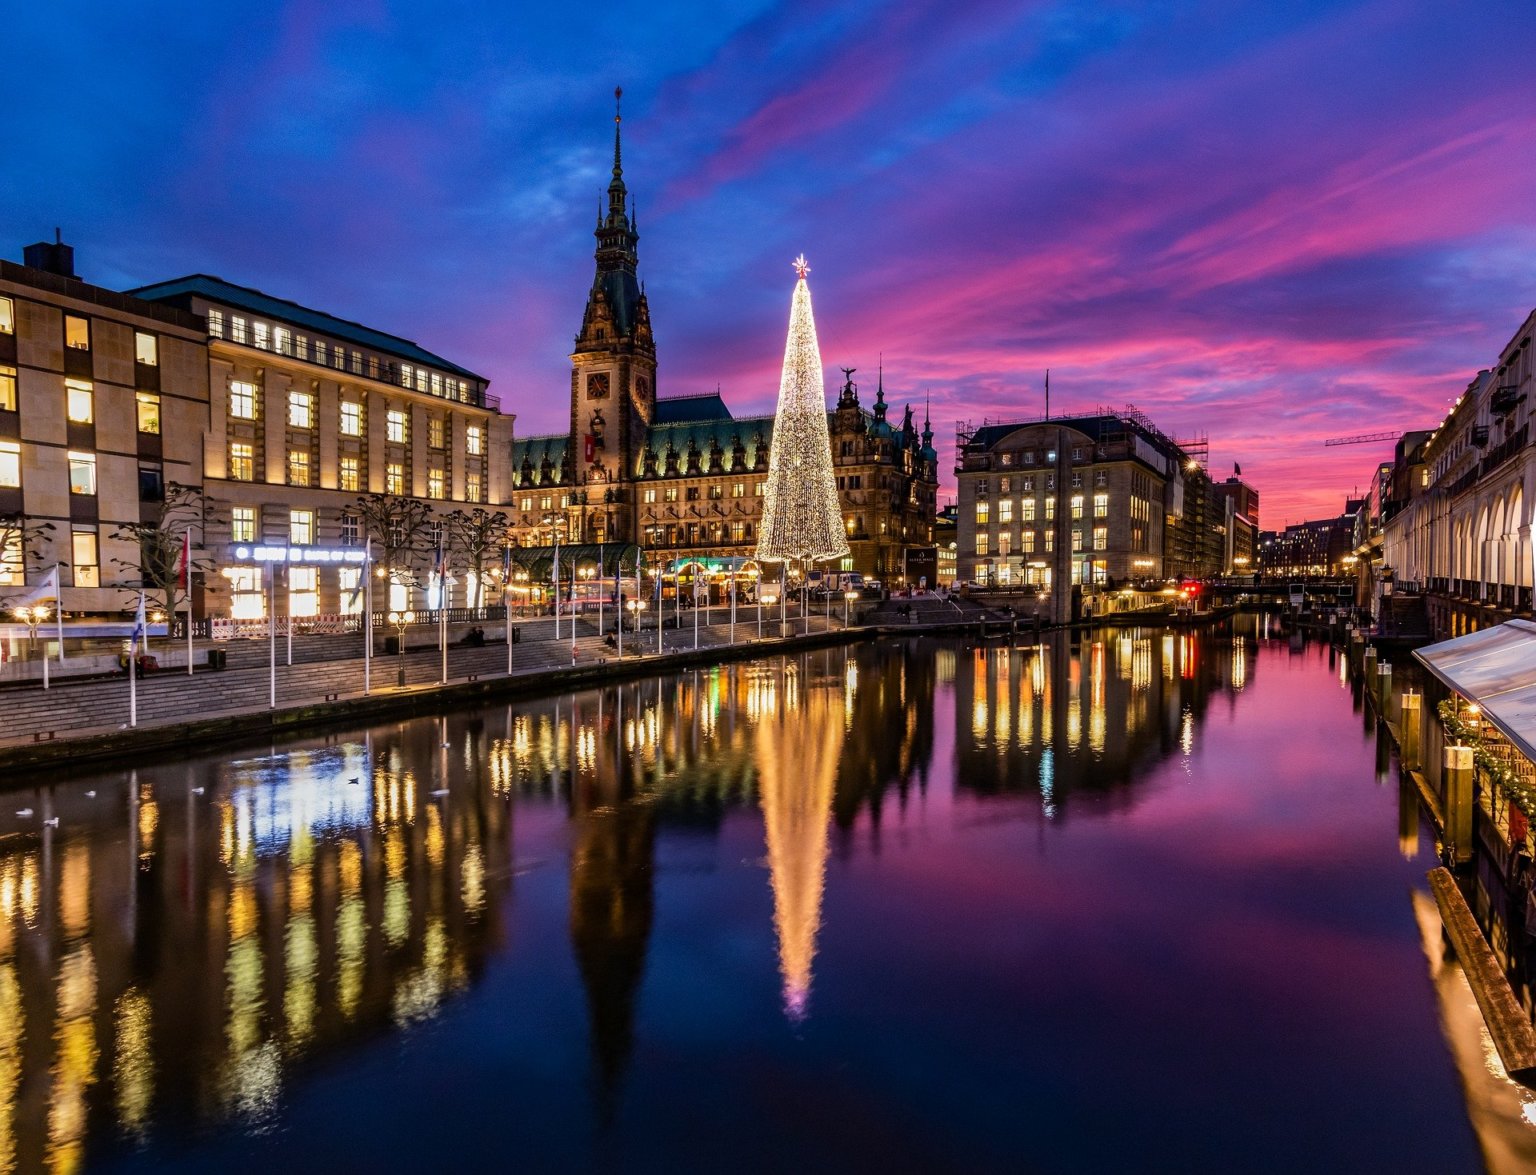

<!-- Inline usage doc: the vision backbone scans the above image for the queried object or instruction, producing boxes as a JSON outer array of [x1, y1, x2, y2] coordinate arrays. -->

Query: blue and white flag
[[131, 591, 147, 653], [346, 538, 370, 610]]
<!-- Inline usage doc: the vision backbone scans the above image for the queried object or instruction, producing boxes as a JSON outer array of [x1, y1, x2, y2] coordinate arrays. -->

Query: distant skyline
[[3, 1, 1534, 524]]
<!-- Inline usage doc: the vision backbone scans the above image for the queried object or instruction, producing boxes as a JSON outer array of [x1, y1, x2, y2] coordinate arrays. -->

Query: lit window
[[289, 566, 318, 617], [207, 308, 225, 338], [253, 321, 270, 350], [230, 316, 249, 344], [340, 401, 361, 435], [289, 509, 314, 545], [1021, 499, 1036, 522], [0, 297, 12, 334], [339, 567, 362, 613], [1070, 494, 1084, 520], [71, 528, 99, 587], [68, 451, 96, 495], [339, 455, 360, 492], [428, 468, 445, 499], [288, 450, 311, 487], [288, 390, 313, 429], [0, 365, 14, 411], [431, 373, 443, 396], [350, 350, 362, 374], [66, 379, 93, 423], [229, 442, 254, 481], [975, 534, 989, 556], [274, 327, 290, 355], [130, 334, 158, 369], [228, 567, 263, 619], [1093, 526, 1108, 551], [295, 334, 309, 359], [1094, 493, 1108, 517], [314, 340, 327, 365], [428, 417, 445, 449], [664, 486, 678, 502], [975, 502, 989, 525], [642, 488, 656, 503], [387, 409, 408, 443], [466, 425, 482, 455], [1045, 498, 1056, 520], [340, 513, 360, 546], [1022, 530, 1035, 554], [386, 462, 405, 494], [229, 381, 257, 419], [136, 392, 161, 434], [415, 368, 427, 391], [999, 500, 1013, 524], [64, 315, 90, 351], [465, 472, 482, 503], [231, 506, 256, 543], [0, 441, 18, 488], [1071, 529, 1083, 551]]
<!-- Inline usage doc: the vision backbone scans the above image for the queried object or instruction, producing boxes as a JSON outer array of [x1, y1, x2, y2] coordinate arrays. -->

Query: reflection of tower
[[757, 684, 842, 1022], [569, 798, 656, 1118]]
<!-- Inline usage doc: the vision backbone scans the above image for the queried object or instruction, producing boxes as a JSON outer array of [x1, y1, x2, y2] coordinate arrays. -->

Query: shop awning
[[1415, 619, 1536, 764]]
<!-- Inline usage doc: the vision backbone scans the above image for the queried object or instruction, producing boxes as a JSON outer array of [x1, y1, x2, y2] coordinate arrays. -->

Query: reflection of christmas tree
[[756, 257, 850, 565], [758, 683, 841, 1023]]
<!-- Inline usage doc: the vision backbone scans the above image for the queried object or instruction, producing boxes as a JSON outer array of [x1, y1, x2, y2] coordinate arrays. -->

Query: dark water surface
[[0, 629, 1483, 1172]]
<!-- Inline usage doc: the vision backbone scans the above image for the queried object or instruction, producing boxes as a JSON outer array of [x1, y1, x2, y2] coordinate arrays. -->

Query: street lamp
[[13, 605, 50, 689], [844, 589, 857, 627], [387, 609, 415, 687]]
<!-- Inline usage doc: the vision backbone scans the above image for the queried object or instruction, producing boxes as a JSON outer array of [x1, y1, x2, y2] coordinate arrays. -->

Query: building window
[[642, 488, 656, 504], [1094, 493, 1109, 518], [229, 381, 257, 419], [274, 327, 290, 355], [68, 451, 97, 495], [1093, 526, 1108, 551], [0, 441, 19, 488], [999, 452, 1013, 467], [230, 316, 249, 345], [386, 463, 405, 494], [339, 455, 360, 492], [229, 442, 254, 481], [71, 528, 99, 587], [289, 509, 314, 545], [428, 417, 445, 449], [999, 477, 1011, 494], [708, 484, 723, 500], [207, 308, 225, 338], [1022, 530, 1036, 554], [228, 567, 263, 619], [1095, 470, 1107, 487], [1021, 499, 1036, 522], [975, 502, 989, 525], [339, 512, 360, 546], [0, 365, 15, 411], [64, 315, 90, 351], [976, 478, 989, 497], [999, 500, 1013, 524], [350, 351, 363, 375], [975, 534, 990, 556], [340, 401, 361, 435], [1071, 472, 1083, 488], [138, 463, 164, 501], [387, 409, 408, 443], [466, 425, 483, 455], [755, 483, 765, 497], [684, 487, 700, 502], [135, 392, 161, 434], [289, 566, 318, 617], [253, 322, 270, 350], [1045, 498, 1056, 520], [314, 340, 328, 365], [1071, 529, 1083, 551], [431, 373, 443, 396], [288, 450, 311, 487], [1072, 447, 1084, 461], [66, 379, 93, 423], [0, 297, 12, 334], [466, 471, 483, 503], [428, 467, 445, 499], [999, 533, 1012, 558], [288, 390, 314, 429], [231, 506, 256, 543], [338, 567, 362, 613], [732, 482, 746, 498], [664, 486, 679, 502], [1070, 494, 1084, 520]]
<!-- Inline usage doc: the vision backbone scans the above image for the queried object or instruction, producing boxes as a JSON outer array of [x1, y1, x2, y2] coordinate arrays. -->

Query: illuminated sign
[[231, 545, 366, 565]]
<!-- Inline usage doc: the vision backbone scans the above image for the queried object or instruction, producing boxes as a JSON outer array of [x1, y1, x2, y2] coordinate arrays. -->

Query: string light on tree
[[756, 256, 849, 569]]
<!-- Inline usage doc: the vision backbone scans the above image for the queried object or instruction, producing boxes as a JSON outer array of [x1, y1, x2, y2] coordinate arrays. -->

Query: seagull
[[42, 817, 58, 828], [191, 786, 205, 796], [441, 742, 451, 748], [347, 777, 360, 785], [430, 789, 449, 797], [15, 809, 32, 818], [84, 791, 96, 798]]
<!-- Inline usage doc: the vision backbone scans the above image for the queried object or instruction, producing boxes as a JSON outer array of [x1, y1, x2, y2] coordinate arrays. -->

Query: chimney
[[23, 229, 76, 278]]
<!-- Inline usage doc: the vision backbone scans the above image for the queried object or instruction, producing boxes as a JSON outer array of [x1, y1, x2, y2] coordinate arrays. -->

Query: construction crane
[[1322, 431, 1402, 447]]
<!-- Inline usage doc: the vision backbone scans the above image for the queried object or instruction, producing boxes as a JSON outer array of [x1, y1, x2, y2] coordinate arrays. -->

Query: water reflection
[[0, 628, 1268, 1165]]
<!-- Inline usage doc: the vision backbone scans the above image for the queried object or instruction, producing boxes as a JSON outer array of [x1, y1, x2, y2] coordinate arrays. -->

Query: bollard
[[1362, 645, 1377, 688], [1376, 661, 1392, 718], [1444, 744, 1475, 865], [1399, 691, 1422, 771]]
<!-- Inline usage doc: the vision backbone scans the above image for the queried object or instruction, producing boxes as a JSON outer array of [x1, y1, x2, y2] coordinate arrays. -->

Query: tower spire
[[613, 86, 623, 180]]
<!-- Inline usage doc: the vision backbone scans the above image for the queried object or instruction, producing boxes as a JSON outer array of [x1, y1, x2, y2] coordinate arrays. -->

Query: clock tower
[[571, 86, 655, 545]]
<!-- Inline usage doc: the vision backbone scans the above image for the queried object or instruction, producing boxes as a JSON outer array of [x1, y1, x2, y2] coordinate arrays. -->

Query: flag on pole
[[12, 565, 58, 607], [502, 543, 513, 595], [552, 545, 560, 588], [178, 530, 192, 591], [347, 538, 371, 610], [131, 591, 147, 653]]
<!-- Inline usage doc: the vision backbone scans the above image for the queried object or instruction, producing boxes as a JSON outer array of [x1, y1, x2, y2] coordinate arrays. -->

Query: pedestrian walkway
[[0, 612, 848, 746]]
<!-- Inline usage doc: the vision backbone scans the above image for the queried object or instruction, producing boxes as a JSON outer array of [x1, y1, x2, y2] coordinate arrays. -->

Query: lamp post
[[844, 589, 857, 628], [13, 605, 49, 690], [387, 610, 415, 687], [542, 513, 566, 639]]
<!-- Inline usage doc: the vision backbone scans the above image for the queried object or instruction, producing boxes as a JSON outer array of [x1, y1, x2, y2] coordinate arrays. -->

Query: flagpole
[[598, 542, 605, 638], [363, 540, 373, 695], [440, 557, 448, 686], [185, 529, 194, 676], [616, 555, 624, 659], [504, 544, 514, 677], [129, 623, 137, 727], [268, 566, 276, 710]]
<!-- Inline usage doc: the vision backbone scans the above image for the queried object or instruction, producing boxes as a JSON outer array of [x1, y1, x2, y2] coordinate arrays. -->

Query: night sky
[[3, 1, 1534, 524]]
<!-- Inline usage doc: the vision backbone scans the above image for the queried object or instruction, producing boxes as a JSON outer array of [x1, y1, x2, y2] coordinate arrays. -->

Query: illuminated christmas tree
[[756, 257, 850, 567]]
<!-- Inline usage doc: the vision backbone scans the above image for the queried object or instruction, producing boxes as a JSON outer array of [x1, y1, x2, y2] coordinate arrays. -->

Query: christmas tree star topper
[[793, 254, 810, 279]]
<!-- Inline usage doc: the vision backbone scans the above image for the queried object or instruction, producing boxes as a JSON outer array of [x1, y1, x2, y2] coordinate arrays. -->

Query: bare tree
[[108, 483, 216, 617], [444, 507, 510, 608], [352, 493, 433, 599], [0, 512, 57, 606]]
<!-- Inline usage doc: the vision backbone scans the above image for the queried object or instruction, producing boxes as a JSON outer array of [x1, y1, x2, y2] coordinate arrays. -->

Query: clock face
[[588, 372, 610, 399]]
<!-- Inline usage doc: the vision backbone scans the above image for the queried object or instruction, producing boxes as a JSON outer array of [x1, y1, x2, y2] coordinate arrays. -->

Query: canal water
[[0, 627, 1497, 1172]]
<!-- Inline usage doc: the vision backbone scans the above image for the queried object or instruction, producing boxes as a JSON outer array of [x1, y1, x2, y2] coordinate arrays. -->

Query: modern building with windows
[[129, 276, 515, 620], [953, 409, 1228, 591], [0, 241, 209, 618], [505, 104, 938, 584]]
